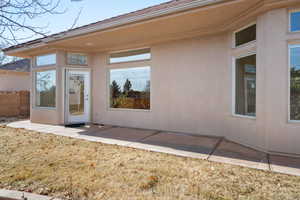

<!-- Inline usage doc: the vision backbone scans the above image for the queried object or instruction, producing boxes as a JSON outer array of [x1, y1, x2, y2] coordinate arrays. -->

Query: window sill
[[231, 114, 256, 120], [108, 108, 151, 112], [288, 120, 300, 124], [233, 40, 256, 49], [33, 106, 56, 111], [108, 59, 151, 65], [288, 30, 300, 34], [66, 64, 89, 67], [34, 64, 56, 67], [32, 65, 57, 70]]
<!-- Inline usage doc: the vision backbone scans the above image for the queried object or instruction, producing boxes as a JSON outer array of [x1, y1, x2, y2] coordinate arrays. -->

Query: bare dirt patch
[[0, 126, 300, 200]]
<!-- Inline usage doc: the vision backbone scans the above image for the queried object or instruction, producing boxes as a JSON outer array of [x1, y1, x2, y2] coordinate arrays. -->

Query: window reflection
[[67, 53, 88, 65], [235, 24, 256, 47], [110, 66, 150, 110], [69, 74, 85, 115], [36, 54, 56, 66], [109, 48, 151, 64], [290, 47, 300, 120], [291, 11, 300, 32], [36, 70, 56, 107]]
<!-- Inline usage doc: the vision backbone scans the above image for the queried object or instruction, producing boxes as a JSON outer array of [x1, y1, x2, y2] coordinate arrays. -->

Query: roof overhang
[[3, 0, 300, 57]]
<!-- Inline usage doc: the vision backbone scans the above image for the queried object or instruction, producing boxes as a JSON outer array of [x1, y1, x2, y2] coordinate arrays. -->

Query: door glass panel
[[245, 78, 256, 115], [69, 74, 84, 115]]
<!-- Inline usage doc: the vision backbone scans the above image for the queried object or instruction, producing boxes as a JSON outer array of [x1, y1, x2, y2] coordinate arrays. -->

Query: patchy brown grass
[[0, 126, 300, 200]]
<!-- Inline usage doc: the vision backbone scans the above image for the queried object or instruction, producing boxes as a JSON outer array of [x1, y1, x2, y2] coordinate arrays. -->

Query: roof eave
[[2, 0, 227, 56]]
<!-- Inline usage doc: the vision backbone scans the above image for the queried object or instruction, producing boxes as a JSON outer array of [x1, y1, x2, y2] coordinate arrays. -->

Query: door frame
[[63, 67, 92, 124]]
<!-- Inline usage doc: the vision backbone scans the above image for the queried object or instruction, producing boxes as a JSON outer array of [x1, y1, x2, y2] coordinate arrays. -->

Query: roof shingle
[[0, 59, 30, 72]]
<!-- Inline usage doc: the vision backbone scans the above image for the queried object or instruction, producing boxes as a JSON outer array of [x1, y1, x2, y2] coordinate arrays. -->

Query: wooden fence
[[0, 91, 30, 117]]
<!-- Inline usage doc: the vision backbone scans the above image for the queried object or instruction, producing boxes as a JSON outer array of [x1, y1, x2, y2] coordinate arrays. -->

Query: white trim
[[109, 46, 151, 54], [62, 68, 66, 124], [232, 52, 257, 119], [231, 114, 256, 120], [232, 22, 256, 49], [288, 44, 300, 122], [289, 9, 300, 33], [63, 67, 93, 124], [108, 108, 151, 112], [64, 68, 92, 124], [107, 65, 152, 112]]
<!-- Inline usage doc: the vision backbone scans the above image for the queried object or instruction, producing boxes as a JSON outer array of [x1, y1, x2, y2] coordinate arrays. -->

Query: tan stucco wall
[[92, 34, 229, 136], [90, 7, 300, 155], [0, 72, 30, 91], [91, 31, 265, 151], [29, 6, 300, 155], [257, 8, 300, 155]]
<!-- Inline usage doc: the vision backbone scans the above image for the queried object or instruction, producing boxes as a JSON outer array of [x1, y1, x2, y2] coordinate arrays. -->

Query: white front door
[[66, 69, 91, 124]]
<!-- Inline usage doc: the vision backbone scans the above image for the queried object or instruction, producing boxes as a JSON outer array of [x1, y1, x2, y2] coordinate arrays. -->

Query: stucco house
[[3, 0, 300, 155], [0, 59, 30, 91]]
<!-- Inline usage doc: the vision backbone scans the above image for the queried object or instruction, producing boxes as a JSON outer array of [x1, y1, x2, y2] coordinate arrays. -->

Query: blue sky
[[20, 0, 170, 41], [291, 12, 300, 32], [291, 47, 300, 70], [110, 67, 150, 92]]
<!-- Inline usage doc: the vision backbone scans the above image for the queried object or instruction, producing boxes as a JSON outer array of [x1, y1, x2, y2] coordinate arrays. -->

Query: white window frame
[[289, 9, 300, 33], [232, 51, 257, 119], [107, 65, 151, 112], [108, 48, 151, 64], [34, 69, 57, 110], [232, 22, 257, 49], [35, 53, 57, 67], [288, 44, 300, 122]]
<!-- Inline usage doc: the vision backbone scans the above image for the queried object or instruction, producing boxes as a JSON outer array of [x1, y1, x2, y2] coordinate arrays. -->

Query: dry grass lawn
[[0, 126, 300, 200]]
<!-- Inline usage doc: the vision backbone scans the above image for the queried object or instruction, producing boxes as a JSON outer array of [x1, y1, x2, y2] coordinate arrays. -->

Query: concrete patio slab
[[129, 141, 213, 159], [6, 120, 300, 176], [7, 121, 133, 146], [0, 189, 61, 200], [137, 132, 220, 159], [209, 140, 269, 170], [269, 155, 300, 176], [80, 127, 158, 143], [8, 121, 111, 136]]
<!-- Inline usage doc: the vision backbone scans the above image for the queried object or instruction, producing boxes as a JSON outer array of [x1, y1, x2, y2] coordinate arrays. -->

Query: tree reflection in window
[[290, 46, 300, 120], [36, 70, 56, 107], [110, 66, 150, 110]]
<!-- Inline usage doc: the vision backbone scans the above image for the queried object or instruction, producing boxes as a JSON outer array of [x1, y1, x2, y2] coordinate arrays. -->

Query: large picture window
[[35, 70, 56, 108], [234, 54, 256, 117], [290, 45, 300, 121], [290, 11, 300, 32], [109, 66, 150, 110]]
